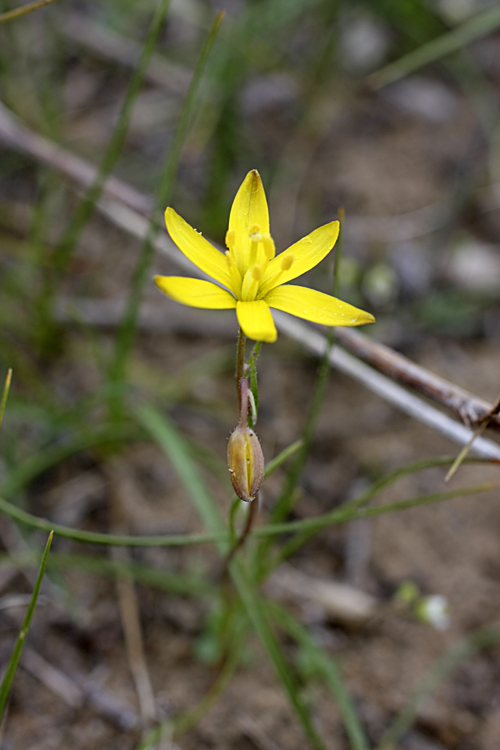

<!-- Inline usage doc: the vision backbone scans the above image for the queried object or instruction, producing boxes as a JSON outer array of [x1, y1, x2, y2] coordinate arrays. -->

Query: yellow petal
[[229, 171, 270, 262], [236, 300, 277, 342], [154, 276, 236, 309], [259, 221, 340, 297], [265, 285, 375, 326], [165, 208, 232, 289]]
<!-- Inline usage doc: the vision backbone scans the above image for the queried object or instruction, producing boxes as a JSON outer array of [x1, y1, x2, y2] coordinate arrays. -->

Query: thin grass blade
[[264, 440, 303, 478], [231, 562, 328, 750], [272, 603, 369, 750], [267, 204, 345, 524], [0, 531, 53, 720], [52, 0, 172, 273], [375, 625, 500, 750], [0, 0, 59, 24], [0, 369, 12, 431], [1, 422, 138, 500], [136, 406, 328, 749], [136, 404, 226, 544], [0, 474, 493, 549], [0, 494, 225, 547], [270, 457, 497, 568], [369, 5, 500, 89], [109, 11, 225, 391]]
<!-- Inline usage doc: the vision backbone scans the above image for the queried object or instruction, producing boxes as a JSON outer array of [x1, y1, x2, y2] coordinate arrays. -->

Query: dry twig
[[106, 461, 157, 727], [62, 13, 191, 96], [21, 647, 139, 730], [334, 328, 500, 430]]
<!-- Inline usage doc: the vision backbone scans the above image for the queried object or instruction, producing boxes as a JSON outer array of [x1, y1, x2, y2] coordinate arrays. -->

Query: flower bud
[[228, 423, 264, 502], [227, 377, 264, 502]]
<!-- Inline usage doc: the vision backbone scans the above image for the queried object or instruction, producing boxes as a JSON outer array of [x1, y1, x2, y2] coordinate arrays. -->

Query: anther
[[280, 254, 294, 272], [251, 265, 262, 281]]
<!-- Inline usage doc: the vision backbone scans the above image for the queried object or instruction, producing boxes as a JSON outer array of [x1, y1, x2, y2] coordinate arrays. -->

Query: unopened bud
[[228, 423, 264, 502], [227, 378, 264, 502]]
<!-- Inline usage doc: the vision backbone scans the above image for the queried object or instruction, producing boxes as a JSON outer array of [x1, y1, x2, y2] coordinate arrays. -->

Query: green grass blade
[[267, 481, 495, 549], [0, 0, 59, 24], [0, 531, 53, 720], [0, 369, 12, 431], [136, 625, 243, 750], [1, 422, 138, 500], [231, 561, 328, 750], [369, 5, 500, 89], [270, 456, 496, 568], [136, 406, 328, 749], [262, 205, 345, 547], [272, 603, 369, 750], [264, 440, 303, 478], [0, 550, 211, 597], [109, 11, 225, 392], [375, 625, 500, 750], [0, 494, 225, 547], [52, 0, 172, 274], [136, 404, 226, 544], [0, 475, 493, 549], [51, 552, 210, 596]]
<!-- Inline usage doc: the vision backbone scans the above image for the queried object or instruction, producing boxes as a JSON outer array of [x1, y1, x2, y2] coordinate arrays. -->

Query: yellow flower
[[154, 170, 374, 342]]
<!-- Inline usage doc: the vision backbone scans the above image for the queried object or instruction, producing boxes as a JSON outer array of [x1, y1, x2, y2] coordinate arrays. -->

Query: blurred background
[[1, 0, 500, 748]]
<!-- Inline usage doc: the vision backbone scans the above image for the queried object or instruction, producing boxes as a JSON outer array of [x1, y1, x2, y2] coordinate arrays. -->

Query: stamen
[[252, 265, 262, 281], [258, 253, 295, 297], [249, 236, 260, 267], [249, 224, 261, 235], [241, 265, 262, 300]]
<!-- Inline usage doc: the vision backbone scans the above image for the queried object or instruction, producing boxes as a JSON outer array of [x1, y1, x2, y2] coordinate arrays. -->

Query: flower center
[[226, 224, 278, 300], [241, 263, 262, 301], [241, 226, 277, 300]]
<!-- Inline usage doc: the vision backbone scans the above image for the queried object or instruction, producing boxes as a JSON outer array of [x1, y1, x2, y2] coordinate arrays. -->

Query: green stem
[[235, 328, 246, 409], [223, 498, 259, 572], [0, 478, 492, 549], [248, 340, 262, 419]]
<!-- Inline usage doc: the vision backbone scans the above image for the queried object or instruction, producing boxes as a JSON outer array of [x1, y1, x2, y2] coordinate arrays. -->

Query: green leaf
[[375, 625, 500, 750], [370, 5, 500, 89], [0, 531, 53, 720], [272, 603, 369, 750], [0, 368, 12, 431], [136, 404, 226, 545]]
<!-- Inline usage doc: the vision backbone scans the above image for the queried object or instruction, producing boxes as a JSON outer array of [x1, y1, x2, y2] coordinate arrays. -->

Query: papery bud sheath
[[227, 424, 264, 503], [227, 377, 264, 502]]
